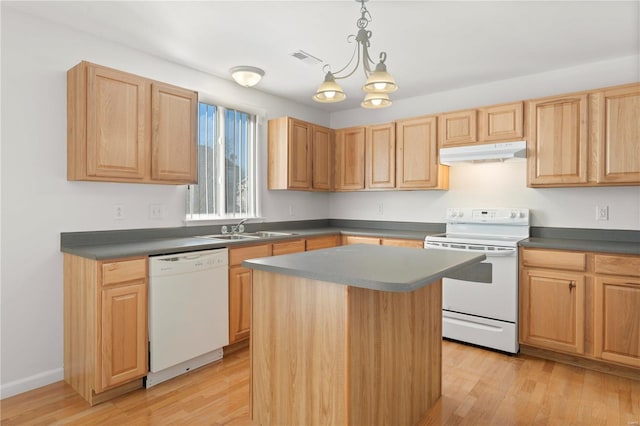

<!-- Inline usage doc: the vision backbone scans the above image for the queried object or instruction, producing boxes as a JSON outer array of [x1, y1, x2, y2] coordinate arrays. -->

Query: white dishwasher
[[146, 248, 229, 388]]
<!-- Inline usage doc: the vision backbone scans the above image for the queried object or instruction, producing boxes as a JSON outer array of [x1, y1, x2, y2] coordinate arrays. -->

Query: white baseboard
[[0, 367, 64, 399]]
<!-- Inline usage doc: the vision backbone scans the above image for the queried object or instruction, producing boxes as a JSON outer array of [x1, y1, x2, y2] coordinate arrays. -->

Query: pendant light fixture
[[230, 66, 265, 87], [313, 0, 397, 108]]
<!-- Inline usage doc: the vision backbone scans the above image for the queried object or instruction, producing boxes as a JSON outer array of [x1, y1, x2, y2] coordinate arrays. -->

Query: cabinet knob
[[569, 281, 576, 290]]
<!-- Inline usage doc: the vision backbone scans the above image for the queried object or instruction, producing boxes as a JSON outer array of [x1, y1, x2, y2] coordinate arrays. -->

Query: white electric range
[[425, 207, 530, 353]]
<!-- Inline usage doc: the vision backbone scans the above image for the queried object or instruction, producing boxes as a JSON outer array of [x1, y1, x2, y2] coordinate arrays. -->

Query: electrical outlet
[[377, 203, 384, 216], [113, 204, 125, 220], [149, 204, 164, 220], [596, 205, 609, 221]]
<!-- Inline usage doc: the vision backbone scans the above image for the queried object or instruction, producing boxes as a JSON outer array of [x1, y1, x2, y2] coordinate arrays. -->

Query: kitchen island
[[243, 244, 486, 426]]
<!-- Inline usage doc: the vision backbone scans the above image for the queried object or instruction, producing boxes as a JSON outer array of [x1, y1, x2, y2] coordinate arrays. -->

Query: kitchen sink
[[196, 231, 296, 241]]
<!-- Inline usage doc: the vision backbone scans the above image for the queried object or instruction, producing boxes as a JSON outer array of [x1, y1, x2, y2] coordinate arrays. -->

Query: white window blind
[[186, 102, 258, 219]]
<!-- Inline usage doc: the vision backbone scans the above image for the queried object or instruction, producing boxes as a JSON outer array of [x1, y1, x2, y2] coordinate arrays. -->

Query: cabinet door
[[478, 102, 524, 142], [335, 127, 366, 190], [396, 116, 444, 189], [438, 109, 477, 147], [366, 123, 396, 189], [527, 94, 588, 186], [287, 118, 313, 189], [86, 65, 147, 179], [99, 282, 147, 391], [312, 126, 333, 191], [592, 84, 640, 184], [150, 83, 197, 183], [229, 266, 252, 344], [594, 277, 640, 367], [520, 268, 585, 354]]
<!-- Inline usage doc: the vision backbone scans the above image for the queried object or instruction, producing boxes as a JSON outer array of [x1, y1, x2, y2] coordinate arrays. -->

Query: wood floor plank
[[2, 340, 638, 425]]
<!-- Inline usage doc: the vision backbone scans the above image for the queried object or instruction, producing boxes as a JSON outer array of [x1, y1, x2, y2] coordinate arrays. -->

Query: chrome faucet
[[230, 218, 249, 234]]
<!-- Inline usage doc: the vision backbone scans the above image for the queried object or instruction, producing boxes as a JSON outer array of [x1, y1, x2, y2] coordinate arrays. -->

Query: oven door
[[425, 243, 518, 322]]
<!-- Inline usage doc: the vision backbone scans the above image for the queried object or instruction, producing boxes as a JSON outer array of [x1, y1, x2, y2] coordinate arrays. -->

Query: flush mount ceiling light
[[313, 0, 397, 108], [230, 66, 265, 87]]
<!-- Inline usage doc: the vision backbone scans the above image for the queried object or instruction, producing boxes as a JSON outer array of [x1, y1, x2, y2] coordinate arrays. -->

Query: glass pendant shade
[[362, 61, 398, 93], [361, 91, 392, 109], [313, 72, 347, 103], [230, 66, 265, 87]]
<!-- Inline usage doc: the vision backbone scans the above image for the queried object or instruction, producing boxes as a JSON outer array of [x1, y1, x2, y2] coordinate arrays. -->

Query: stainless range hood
[[439, 141, 527, 165]]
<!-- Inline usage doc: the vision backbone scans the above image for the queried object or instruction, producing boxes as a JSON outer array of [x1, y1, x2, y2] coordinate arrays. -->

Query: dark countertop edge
[[243, 247, 485, 293], [519, 237, 640, 255]]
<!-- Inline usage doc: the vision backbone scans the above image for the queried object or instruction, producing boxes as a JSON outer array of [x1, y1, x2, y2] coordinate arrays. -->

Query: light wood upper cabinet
[[67, 61, 197, 184], [268, 117, 312, 190], [335, 126, 366, 191], [438, 109, 477, 147], [312, 125, 334, 191], [150, 83, 197, 182], [268, 117, 333, 191], [396, 115, 448, 189], [526, 93, 589, 186], [365, 123, 395, 189], [592, 84, 640, 184], [478, 101, 524, 142]]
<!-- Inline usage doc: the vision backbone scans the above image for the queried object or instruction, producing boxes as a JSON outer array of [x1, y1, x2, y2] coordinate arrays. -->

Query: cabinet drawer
[[594, 254, 640, 278], [521, 249, 586, 271], [101, 258, 147, 286], [272, 239, 305, 256], [229, 244, 272, 266], [342, 235, 381, 245], [305, 235, 340, 251], [381, 238, 424, 248]]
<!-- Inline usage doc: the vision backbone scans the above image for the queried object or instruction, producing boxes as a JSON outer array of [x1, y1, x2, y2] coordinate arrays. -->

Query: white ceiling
[[5, 1, 639, 111]]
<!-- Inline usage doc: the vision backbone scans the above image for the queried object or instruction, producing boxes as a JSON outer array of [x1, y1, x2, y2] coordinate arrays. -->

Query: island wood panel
[[347, 281, 442, 425], [251, 270, 442, 425], [251, 272, 348, 425]]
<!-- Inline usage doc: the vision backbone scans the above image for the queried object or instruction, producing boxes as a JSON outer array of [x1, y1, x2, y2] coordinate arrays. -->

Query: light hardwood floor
[[2, 340, 639, 425]]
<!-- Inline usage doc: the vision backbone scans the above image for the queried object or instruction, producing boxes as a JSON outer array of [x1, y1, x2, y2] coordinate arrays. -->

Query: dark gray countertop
[[519, 237, 639, 255], [242, 244, 486, 292], [61, 227, 435, 260]]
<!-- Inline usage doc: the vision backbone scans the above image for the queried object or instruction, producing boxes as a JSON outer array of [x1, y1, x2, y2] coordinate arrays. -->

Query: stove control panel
[[446, 208, 529, 224]]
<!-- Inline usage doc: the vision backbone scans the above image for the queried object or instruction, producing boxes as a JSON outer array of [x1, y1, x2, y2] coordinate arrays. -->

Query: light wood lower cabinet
[[272, 239, 306, 256], [64, 255, 148, 405], [228, 244, 272, 344], [520, 248, 640, 370], [520, 268, 585, 354], [342, 235, 381, 245]]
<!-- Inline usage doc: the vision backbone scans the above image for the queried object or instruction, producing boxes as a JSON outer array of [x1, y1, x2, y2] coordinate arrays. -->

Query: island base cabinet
[[251, 270, 442, 425]]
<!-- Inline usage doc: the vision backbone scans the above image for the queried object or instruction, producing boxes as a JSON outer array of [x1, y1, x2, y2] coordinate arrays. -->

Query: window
[[186, 102, 258, 219]]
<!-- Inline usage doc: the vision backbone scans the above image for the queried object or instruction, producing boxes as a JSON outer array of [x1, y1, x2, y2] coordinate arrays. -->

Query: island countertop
[[243, 244, 486, 292]]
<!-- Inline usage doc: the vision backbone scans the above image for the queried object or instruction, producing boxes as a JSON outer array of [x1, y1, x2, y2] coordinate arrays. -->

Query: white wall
[[0, 7, 330, 398], [329, 56, 640, 230]]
